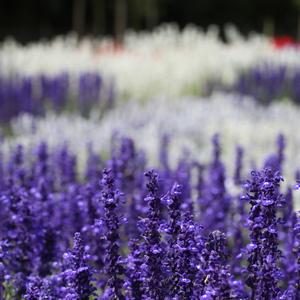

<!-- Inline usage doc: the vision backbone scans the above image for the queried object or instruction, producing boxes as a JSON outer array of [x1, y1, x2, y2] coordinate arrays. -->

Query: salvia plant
[[0, 73, 114, 122], [206, 64, 300, 105], [0, 134, 300, 299]]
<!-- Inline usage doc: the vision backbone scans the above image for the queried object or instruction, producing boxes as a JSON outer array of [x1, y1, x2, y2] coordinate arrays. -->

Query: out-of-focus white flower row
[[2, 25, 300, 100], [2, 92, 300, 181]]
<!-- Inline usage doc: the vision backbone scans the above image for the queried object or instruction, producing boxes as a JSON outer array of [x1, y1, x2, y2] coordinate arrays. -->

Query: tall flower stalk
[[140, 170, 165, 299], [164, 183, 182, 296], [200, 230, 232, 299], [62, 232, 96, 299], [100, 169, 125, 299], [244, 169, 283, 299]]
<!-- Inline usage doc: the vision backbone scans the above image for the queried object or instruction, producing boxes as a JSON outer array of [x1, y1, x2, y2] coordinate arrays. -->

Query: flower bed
[[2, 25, 300, 103], [0, 135, 299, 298]]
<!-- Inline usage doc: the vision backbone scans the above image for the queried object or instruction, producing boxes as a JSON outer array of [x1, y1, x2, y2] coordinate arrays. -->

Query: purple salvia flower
[[62, 232, 96, 299], [199, 134, 230, 232], [7, 144, 26, 186], [175, 154, 193, 214], [231, 149, 247, 275], [24, 276, 46, 300], [208, 64, 300, 104], [25, 274, 65, 300], [165, 183, 182, 244], [200, 230, 232, 299], [78, 73, 102, 115], [164, 183, 182, 296], [244, 169, 283, 299], [140, 170, 165, 299], [31, 142, 55, 203], [34, 142, 49, 178], [124, 239, 143, 299], [41, 73, 69, 112], [0, 259, 6, 298], [0, 150, 4, 189], [100, 169, 125, 299], [109, 137, 146, 196], [281, 187, 297, 282], [175, 212, 203, 299], [230, 203, 246, 277], [0, 187, 43, 296], [56, 145, 77, 187], [81, 184, 106, 271], [24, 276, 56, 300], [126, 194, 143, 239], [291, 214, 300, 299], [280, 214, 300, 299]]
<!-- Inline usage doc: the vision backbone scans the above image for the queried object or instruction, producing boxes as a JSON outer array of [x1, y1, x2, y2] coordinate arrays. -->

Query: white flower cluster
[[3, 92, 300, 182], [0, 35, 96, 76], [97, 25, 300, 100], [1, 25, 300, 101]]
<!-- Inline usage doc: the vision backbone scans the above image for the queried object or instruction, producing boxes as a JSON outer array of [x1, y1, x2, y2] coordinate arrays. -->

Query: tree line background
[[1, 0, 300, 43]]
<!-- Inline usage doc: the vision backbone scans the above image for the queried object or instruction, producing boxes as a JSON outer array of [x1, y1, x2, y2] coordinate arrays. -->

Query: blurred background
[[1, 0, 300, 181], [1, 0, 300, 42]]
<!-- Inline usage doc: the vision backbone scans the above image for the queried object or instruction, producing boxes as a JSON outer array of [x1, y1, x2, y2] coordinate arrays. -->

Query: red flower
[[271, 36, 299, 49]]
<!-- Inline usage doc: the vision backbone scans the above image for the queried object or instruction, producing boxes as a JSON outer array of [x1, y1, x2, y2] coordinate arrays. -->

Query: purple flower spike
[[101, 169, 125, 299], [62, 232, 96, 299], [140, 170, 165, 299], [200, 230, 232, 299], [243, 168, 283, 299]]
